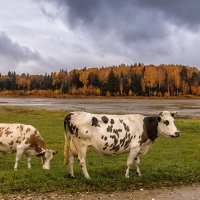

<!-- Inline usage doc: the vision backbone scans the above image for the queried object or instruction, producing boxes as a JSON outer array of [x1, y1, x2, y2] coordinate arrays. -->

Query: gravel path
[[1, 185, 200, 200]]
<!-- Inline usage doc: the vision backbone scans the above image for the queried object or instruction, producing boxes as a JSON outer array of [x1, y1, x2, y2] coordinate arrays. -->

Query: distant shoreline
[[0, 93, 199, 99]]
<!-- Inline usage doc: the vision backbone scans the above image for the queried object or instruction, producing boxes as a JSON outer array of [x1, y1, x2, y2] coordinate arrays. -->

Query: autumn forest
[[0, 64, 200, 97]]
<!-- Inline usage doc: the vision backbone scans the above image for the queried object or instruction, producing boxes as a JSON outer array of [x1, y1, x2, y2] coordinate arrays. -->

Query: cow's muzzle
[[171, 131, 180, 138]]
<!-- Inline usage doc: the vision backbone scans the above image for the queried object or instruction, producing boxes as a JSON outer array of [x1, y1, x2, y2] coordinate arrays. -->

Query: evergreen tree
[[71, 70, 83, 88], [122, 75, 130, 95], [180, 66, 189, 83], [106, 70, 120, 95], [88, 72, 100, 87], [131, 74, 142, 95]]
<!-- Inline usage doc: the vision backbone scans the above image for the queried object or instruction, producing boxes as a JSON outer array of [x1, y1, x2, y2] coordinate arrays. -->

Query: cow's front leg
[[125, 147, 140, 178], [26, 154, 32, 169], [78, 145, 90, 179], [134, 156, 142, 176], [14, 148, 25, 170]]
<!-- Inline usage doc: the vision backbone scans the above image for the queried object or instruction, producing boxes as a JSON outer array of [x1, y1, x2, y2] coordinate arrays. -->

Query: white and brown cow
[[64, 111, 180, 179], [0, 123, 57, 170]]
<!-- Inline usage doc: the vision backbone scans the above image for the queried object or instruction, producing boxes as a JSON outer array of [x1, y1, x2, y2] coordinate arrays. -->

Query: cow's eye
[[164, 120, 169, 126]]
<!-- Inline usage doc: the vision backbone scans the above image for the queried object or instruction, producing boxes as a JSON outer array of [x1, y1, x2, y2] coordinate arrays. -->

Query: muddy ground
[[1, 185, 200, 200], [0, 97, 200, 117]]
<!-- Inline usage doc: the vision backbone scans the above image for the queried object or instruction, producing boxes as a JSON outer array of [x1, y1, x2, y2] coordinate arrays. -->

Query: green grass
[[0, 106, 200, 193]]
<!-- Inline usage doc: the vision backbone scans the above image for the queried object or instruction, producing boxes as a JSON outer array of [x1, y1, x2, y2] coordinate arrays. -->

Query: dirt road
[[1, 185, 200, 200]]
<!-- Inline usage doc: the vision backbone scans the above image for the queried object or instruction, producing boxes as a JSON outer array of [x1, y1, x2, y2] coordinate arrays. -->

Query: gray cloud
[[42, 0, 200, 41], [0, 0, 199, 74], [43, 0, 168, 42], [0, 32, 63, 74], [39, 0, 173, 63], [137, 0, 200, 30], [0, 32, 40, 65], [39, 0, 200, 68]]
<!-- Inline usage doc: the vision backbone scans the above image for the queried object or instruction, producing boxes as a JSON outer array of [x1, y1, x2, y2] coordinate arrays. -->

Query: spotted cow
[[64, 111, 180, 179], [0, 123, 57, 170]]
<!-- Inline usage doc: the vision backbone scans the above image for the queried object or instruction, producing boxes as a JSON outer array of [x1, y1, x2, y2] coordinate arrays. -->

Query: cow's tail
[[64, 113, 72, 165]]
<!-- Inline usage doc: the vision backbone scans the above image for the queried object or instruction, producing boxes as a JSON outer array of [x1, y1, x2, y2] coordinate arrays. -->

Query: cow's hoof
[[137, 173, 142, 177], [125, 175, 129, 178], [65, 173, 75, 179]]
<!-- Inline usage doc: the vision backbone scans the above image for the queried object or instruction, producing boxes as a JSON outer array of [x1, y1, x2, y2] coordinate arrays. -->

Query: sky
[[0, 0, 200, 75]]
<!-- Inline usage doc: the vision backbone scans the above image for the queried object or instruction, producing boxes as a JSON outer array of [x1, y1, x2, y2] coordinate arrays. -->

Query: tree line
[[0, 63, 200, 97]]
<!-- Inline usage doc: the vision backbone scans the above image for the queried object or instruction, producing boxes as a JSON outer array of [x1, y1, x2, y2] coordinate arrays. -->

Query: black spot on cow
[[64, 113, 74, 134], [119, 133, 133, 149], [119, 119, 123, 123], [86, 131, 88, 133], [103, 142, 109, 150], [107, 125, 113, 133], [113, 129, 122, 138], [110, 135, 118, 145], [112, 144, 120, 152], [109, 135, 120, 152], [164, 120, 169, 126], [101, 116, 109, 124], [73, 127, 78, 137], [123, 123, 130, 132], [120, 138, 126, 147], [72, 126, 76, 131], [104, 136, 107, 141], [139, 117, 158, 146], [92, 117, 100, 127], [110, 119, 115, 124], [110, 143, 113, 147], [124, 138, 132, 150], [101, 135, 104, 139], [71, 125, 78, 137]]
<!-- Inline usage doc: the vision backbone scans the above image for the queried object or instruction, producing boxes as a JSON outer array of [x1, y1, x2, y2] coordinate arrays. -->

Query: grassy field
[[0, 106, 200, 194]]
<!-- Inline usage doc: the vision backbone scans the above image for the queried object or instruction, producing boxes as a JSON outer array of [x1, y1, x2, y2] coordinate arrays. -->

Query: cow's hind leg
[[14, 147, 25, 170], [134, 156, 142, 176], [78, 145, 90, 179], [67, 151, 75, 178], [26, 154, 32, 169], [125, 148, 140, 178]]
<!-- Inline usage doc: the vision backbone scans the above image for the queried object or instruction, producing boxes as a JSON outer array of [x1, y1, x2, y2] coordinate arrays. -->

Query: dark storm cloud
[[43, 0, 167, 43], [137, 0, 200, 29], [43, 0, 200, 41], [0, 32, 40, 64], [36, 0, 200, 69]]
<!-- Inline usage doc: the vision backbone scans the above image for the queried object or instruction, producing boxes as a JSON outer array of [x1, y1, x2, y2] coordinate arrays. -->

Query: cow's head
[[36, 149, 57, 170], [157, 111, 180, 138]]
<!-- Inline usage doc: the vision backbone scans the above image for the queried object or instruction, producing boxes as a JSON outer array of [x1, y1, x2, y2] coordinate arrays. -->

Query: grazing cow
[[0, 123, 57, 170], [64, 111, 180, 179]]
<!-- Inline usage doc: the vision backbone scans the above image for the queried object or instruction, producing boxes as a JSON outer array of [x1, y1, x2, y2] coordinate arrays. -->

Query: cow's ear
[[170, 112, 177, 118], [159, 112, 163, 116], [157, 116, 161, 122], [36, 151, 45, 157]]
